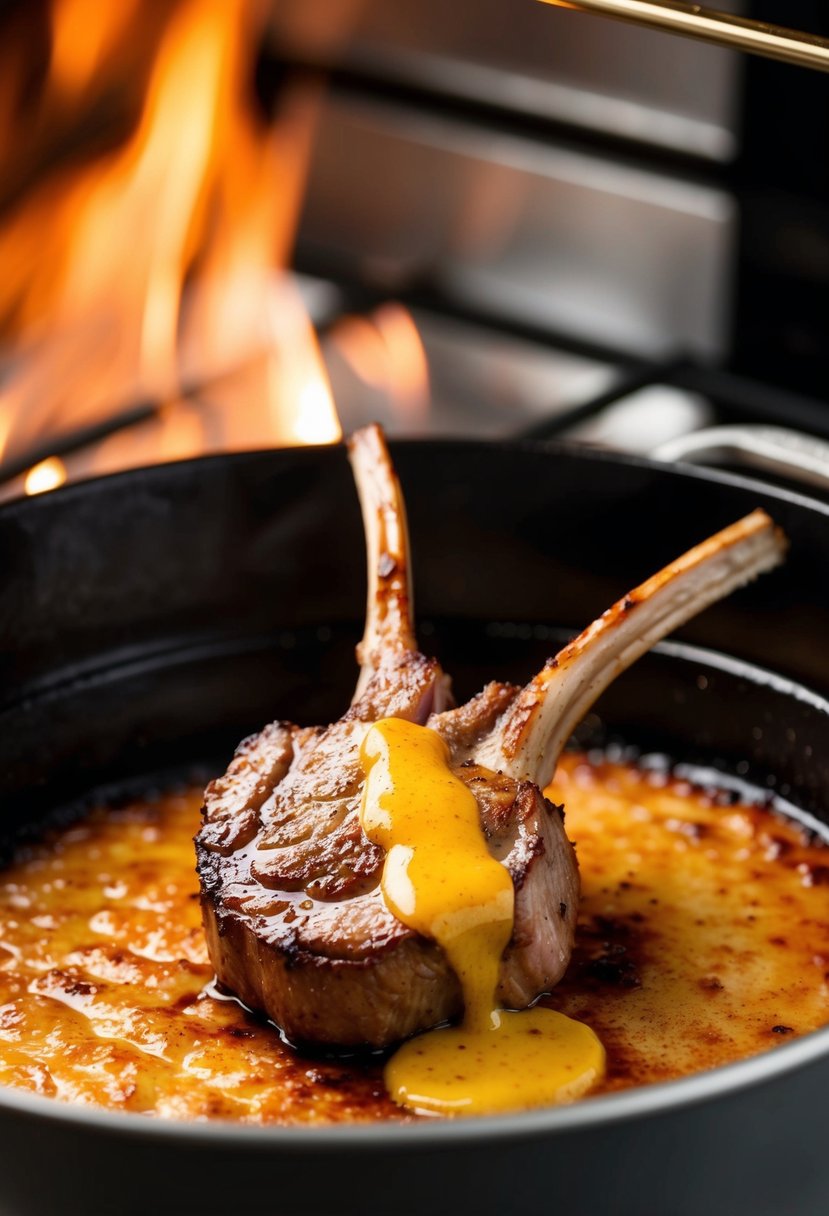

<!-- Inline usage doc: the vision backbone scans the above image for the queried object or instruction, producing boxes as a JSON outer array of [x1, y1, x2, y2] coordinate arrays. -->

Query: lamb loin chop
[[196, 427, 786, 1049]]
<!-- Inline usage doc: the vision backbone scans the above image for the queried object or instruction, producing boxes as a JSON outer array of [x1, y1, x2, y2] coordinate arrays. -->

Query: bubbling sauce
[[359, 719, 604, 1116], [0, 754, 826, 1122]]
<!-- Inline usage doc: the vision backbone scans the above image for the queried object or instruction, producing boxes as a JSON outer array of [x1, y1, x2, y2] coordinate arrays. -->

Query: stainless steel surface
[[541, 1, 829, 72], [298, 95, 735, 358], [269, 0, 744, 159], [569, 384, 713, 450], [655, 424, 829, 490]]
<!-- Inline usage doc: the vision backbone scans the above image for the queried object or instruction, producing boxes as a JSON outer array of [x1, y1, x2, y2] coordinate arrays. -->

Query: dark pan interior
[[3, 440, 829, 1216], [2, 439, 829, 834]]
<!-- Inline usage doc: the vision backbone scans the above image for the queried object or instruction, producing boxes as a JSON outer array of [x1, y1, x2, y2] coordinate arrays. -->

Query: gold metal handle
[[538, 1, 829, 72]]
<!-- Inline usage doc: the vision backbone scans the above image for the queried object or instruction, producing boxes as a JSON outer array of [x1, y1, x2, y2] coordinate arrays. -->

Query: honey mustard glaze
[[359, 718, 605, 1116]]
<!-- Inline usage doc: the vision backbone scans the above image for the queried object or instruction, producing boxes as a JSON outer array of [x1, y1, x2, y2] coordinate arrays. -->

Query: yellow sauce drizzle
[[359, 718, 604, 1116]]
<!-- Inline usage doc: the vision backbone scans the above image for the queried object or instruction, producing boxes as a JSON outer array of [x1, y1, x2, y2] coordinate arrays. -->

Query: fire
[[331, 304, 431, 425], [24, 457, 67, 497], [0, 0, 339, 493], [49, 1, 147, 100]]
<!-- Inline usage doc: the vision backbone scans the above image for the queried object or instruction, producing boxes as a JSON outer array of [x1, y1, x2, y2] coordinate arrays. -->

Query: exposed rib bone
[[481, 509, 788, 789], [348, 425, 417, 700]]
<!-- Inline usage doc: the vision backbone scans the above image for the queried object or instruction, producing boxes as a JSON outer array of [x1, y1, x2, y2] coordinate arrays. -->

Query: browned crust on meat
[[216, 656, 449, 906], [197, 758, 575, 1046], [199, 722, 296, 855], [199, 846, 461, 1048], [251, 817, 384, 899], [196, 843, 413, 957], [348, 651, 450, 723], [428, 682, 519, 759]]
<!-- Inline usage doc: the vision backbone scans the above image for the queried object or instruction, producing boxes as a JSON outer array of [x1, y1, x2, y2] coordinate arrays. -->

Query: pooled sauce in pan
[[0, 752, 826, 1123]]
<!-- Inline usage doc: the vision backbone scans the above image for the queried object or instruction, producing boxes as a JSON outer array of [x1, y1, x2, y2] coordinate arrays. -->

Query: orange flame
[[49, 0, 144, 100], [0, 0, 339, 490], [331, 304, 430, 424], [24, 457, 67, 496]]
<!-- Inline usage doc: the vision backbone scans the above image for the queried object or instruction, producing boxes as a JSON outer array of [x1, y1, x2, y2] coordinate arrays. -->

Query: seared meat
[[197, 427, 787, 1049], [198, 740, 575, 1046]]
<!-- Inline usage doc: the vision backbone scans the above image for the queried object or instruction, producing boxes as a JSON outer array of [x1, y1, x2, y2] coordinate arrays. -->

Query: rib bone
[[349, 424, 417, 702], [477, 509, 788, 789]]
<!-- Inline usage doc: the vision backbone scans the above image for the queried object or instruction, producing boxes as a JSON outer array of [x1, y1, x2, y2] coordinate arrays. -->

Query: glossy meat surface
[[198, 692, 577, 1046]]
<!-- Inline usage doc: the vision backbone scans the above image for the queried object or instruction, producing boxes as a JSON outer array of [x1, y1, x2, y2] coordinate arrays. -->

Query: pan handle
[[652, 424, 829, 494]]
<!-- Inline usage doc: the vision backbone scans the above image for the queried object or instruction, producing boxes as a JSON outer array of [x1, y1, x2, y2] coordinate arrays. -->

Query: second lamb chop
[[197, 426, 786, 1049]]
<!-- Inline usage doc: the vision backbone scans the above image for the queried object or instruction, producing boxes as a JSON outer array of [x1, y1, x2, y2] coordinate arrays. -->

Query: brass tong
[[539, 1, 829, 72]]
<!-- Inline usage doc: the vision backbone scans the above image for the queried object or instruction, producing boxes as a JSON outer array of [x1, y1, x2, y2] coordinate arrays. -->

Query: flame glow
[[24, 457, 67, 496], [0, 0, 339, 493], [49, 0, 143, 99], [331, 304, 430, 424]]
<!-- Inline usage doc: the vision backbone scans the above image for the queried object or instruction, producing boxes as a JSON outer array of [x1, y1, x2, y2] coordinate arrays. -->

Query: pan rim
[[2, 435, 829, 523], [1, 1010, 828, 1147]]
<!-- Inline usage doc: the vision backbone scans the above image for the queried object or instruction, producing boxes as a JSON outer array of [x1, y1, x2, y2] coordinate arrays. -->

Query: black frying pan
[[1, 440, 829, 1216]]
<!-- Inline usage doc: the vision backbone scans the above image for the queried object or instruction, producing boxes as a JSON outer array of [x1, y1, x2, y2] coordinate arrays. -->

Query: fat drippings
[[0, 755, 826, 1121]]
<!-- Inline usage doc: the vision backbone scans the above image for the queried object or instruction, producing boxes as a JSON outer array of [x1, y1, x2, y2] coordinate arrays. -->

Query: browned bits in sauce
[[0, 755, 826, 1122], [545, 757, 829, 1093]]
